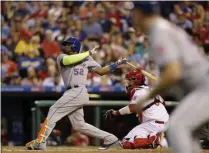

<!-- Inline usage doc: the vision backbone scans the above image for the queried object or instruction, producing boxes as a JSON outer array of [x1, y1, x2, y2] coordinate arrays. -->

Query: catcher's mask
[[61, 37, 81, 53], [125, 71, 145, 94]]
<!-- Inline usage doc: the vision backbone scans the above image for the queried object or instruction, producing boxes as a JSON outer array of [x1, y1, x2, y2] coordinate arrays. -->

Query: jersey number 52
[[74, 68, 84, 75]]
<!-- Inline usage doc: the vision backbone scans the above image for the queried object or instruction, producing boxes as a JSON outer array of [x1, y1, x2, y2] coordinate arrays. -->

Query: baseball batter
[[105, 71, 169, 149], [129, 2, 209, 153], [26, 37, 127, 150]]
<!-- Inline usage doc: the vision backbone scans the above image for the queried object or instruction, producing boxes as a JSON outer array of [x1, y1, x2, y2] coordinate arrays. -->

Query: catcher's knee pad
[[133, 135, 157, 148], [122, 141, 135, 149]]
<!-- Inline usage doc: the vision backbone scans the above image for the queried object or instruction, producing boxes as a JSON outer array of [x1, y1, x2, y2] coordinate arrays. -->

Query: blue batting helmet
[[61, 37, 81, 53], [133, 1, 160, 14]]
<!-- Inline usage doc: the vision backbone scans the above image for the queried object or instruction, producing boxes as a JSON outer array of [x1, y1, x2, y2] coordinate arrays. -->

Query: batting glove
[[89, 45, 100, 55], [115, 57, 127, 66]]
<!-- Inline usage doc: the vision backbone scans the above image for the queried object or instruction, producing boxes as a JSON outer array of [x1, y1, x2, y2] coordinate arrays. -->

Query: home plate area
[[2, 147, 209, 153]]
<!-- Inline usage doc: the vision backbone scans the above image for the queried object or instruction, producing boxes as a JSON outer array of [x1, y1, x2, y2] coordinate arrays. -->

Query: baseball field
[[2, 146, 209, 153]]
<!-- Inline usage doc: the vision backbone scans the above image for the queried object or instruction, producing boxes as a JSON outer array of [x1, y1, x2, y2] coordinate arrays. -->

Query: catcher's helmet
[[61, 37, 81, 53], [133, 1, 160, 14], [125, 71, 145, 94]]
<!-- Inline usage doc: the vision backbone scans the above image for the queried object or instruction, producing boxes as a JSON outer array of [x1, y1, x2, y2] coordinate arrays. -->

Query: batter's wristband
[[109, 63, 117, 71]]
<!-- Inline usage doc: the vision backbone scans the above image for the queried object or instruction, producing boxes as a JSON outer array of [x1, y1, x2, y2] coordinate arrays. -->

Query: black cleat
[[98, 140, 122, 150]]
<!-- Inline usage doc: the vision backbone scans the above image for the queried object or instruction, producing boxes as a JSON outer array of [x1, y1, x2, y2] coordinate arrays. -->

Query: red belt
[[155, 120, 165, 124]]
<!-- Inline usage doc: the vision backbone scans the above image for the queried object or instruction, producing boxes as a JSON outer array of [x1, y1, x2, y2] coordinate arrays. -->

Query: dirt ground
[[2, 146, 209, 153]]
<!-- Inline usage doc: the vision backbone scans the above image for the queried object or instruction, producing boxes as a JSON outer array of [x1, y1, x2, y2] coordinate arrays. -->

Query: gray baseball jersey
[[38, 54, 118, 147], [57, 53, 101, 88], [149, 18, 209, 93], [149, 18, 209, 153]]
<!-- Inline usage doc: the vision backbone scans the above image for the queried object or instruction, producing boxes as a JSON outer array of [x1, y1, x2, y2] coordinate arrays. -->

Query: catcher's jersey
[[149, 18, 209, 93], [130, 86, 169, 122], [57, 53, 101, 88]]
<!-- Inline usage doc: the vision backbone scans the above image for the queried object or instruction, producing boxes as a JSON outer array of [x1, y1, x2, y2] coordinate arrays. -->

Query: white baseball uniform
[[124, 86, 169, 143], [149, 18, 209, 153]]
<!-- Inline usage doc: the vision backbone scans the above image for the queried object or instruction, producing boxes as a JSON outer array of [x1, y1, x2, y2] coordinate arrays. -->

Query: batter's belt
[[66, 85, 80, 90]]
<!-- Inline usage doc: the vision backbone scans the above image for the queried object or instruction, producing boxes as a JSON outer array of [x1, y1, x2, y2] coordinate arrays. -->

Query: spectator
[[191, 2, 205, 29], [2, 2, 15, 21], [128, 43, 142, 63], [29, 2, 48, 19], [32, 18, 45, 40], [4, 35, 19, 58], [1, 17, 10, 40], [1, 1, 209, 88], [101, 44, 113, 64], [41, 30, 60, 57], [15, 30, 31, 54], [46, 57, 56, 67], [14, 1, 30, 21], [107, 4, 121, 28], [169, 5, 180, 24], [15, 31, 40, 58], [45, 16, 60, 40], [98, 9, 113, 33], [48, 2, 63, 21], [205, 2, 209, 25], [18, 23, 31, 40], [42, 65, 64, 87], [21, 66, 42, 86], [193, 23, 209, 44], [72, 20, 87, 41], [70, 5, 81, 21], [100, 75, 112, 86], [39, 57, 56, 80], [146, 60, 160, 87], [1, 49, 17, 77], [65, 131, 89, 146], [9, 73, 22, 85], [80, 2, 98, 18], [83, 12, 103, 41], [31, 35, 41, 51], [110, 32, 127, 60], [27, 2, 39, 14], [177, 14, 193, 29]]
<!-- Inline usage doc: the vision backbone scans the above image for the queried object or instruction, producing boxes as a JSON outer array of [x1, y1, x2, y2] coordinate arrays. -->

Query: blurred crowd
[[1, 1, 209, 87]]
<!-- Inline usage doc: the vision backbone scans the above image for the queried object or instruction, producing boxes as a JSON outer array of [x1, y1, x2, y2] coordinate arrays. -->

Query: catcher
[[105, 71, 169, 149]]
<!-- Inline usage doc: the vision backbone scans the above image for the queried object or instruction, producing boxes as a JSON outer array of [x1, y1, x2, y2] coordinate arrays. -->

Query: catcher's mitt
[[104, 109, 115, 120]]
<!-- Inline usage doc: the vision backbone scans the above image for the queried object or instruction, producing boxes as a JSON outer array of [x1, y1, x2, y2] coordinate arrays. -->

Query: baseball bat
[[127, 62, 158, 82]]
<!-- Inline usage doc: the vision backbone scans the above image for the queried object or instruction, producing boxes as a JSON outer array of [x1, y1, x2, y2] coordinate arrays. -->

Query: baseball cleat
[[26, 140, 36, 150], [98, 140, 122, 150], [26, 140, 45, 150]]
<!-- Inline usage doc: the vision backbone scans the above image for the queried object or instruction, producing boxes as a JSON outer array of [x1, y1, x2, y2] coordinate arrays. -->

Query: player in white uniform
[[129, 2, 209, 153], [26, 37, 127, 150], [105, 71, 169, 149]]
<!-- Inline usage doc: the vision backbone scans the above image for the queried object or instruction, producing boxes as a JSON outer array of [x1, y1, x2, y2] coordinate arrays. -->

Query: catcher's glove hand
[[104, 109, 116, 120]]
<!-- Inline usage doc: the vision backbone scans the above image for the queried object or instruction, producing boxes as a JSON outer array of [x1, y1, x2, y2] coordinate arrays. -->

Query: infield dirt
[[2, 146, 209, 153]]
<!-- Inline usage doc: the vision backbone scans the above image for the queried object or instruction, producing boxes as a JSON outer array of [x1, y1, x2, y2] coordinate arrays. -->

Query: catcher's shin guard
[[36, 119, 52, 143], [122, 141, 135, 149], [133, 135, 157, 149]]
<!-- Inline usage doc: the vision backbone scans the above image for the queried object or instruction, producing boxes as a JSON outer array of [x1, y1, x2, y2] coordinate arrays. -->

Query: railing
[[32, 100, 178, 146]]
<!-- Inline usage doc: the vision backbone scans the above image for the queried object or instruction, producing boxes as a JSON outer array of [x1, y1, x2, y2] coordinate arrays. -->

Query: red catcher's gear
[[125, 71, 145, 97]]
